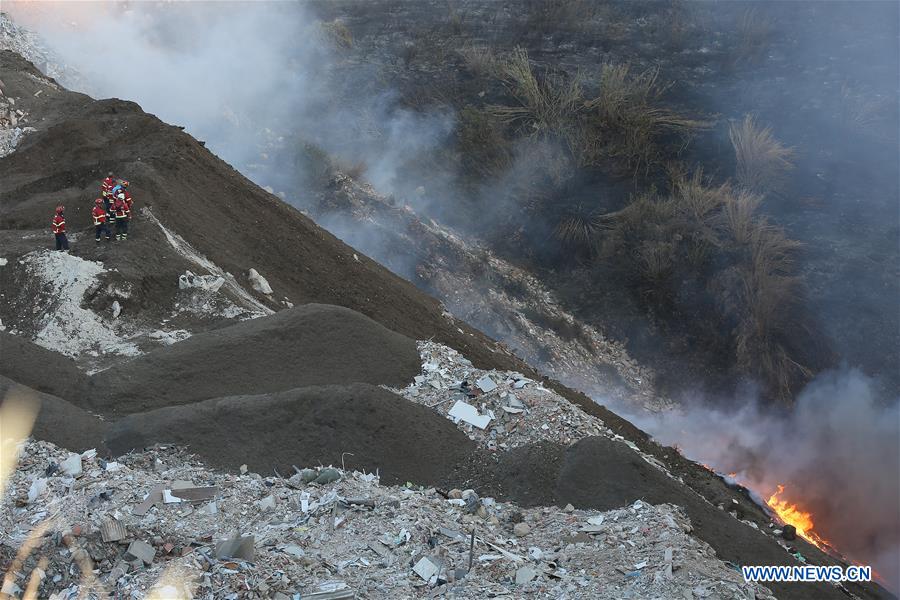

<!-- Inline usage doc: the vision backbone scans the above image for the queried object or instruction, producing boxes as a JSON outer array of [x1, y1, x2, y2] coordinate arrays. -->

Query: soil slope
[[87, 304, 420, 415], [105, 383, 475, 486]]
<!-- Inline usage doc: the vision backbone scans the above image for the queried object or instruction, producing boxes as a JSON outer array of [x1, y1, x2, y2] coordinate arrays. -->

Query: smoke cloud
[[611, 369, 900, 593]]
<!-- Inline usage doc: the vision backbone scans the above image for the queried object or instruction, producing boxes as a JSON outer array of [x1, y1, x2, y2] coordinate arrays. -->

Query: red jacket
[[121, 190, 133, 210], [92, 206, 107, 225], [51, 214, 66, 234], [101, 177, 115, 196], [113, 197, 131, 219]]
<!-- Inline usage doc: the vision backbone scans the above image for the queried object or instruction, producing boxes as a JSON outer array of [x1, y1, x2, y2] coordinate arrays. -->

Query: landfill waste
[[395, 342, 671, 476], [1, 440, 774, 599]]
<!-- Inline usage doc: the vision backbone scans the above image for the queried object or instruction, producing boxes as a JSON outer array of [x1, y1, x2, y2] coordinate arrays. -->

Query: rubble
[[396, 341, 620, 452], [1, 440, 774, 599], [247, 268, 273, 295]]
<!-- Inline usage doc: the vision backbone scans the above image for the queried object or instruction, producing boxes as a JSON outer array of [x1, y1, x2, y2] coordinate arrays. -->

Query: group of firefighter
[[50, 173, 134, 251]]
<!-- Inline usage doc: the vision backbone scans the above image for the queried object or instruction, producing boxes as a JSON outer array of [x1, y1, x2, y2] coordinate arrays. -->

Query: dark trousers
[[95, 222, 111, 241], [116, 218, 128, 239], [55, 233, 69, 251]]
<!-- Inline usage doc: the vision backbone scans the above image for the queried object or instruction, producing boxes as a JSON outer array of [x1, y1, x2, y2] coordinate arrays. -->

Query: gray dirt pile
[[105, 384, 474, 486], [0, 331, 89, 401], [87, 304, 421, 415]]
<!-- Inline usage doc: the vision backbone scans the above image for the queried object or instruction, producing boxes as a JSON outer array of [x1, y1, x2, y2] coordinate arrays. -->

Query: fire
[[767, 485, 832, 551]]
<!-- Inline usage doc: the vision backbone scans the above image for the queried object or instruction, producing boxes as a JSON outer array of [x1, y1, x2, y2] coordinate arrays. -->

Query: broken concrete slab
[[515, 566, 537, 585], [448, 400, 491, 429], [413, 555, 444, 583], [475, 376, 497, 393], [125, 540, 155, 565], [215, 535, 255, 561]]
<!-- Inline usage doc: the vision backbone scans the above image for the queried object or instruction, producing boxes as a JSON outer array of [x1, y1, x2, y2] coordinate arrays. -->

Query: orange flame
[[767, 484, 832, 550]]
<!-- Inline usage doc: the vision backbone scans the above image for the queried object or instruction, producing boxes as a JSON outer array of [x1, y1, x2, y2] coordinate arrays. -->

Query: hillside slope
[[0, 49, 890, 599]]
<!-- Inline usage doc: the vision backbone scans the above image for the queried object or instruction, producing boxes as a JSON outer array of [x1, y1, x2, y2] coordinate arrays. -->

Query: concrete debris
[[396, 343, 673, 483], [515, 565, 537, 585], [178, 270, 226, 293], [448, 400, 492, 430], [247, 268, 273, 295], [59, 453, 82, 477], [215, 535, 255, 561], [1, 440, 774, 599], [100, 518, 127, 543], [125, 540, 156, 565]]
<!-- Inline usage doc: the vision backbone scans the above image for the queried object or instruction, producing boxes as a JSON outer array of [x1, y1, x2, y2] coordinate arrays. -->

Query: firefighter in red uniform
[[101, 172, 116, 219], [92, 197, 111, 243], [113, 191, 131, 240], [51, 205, 69, 251]]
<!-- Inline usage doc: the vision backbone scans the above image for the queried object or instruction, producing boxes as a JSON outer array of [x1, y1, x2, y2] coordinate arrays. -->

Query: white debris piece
[[59, 453, 82, 477], [0, 257, 8, 266], [448, 400, 492, 429], [475, 376, 497, 393], [18, 251, 140, 358], [111, 300, 121, 319], [148, 329, 191, 345], [178, 270, 225, 292], [247, 268, 273, 295]]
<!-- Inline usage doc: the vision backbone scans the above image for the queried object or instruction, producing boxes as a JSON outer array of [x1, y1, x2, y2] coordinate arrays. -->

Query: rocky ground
[[1, 440, 773, 600]]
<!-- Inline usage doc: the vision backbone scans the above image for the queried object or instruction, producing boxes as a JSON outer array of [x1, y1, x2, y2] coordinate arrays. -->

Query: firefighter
[[113, 191, 130, 240], [92, 197, 111, 243], [101, 172, 116, 200], [51, 205, 69, 251]]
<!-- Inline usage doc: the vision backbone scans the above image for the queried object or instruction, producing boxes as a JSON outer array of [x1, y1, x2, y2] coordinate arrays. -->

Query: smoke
[[610, 368, 900, 593], [4, 1, 453, 213]]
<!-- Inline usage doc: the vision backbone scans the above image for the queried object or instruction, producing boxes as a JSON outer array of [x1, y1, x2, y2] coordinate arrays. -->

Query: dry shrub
[[729, 114, 794, 197], [487, 47, 583, 137], [320, 19, 353, 49], [600, 172, 812, 401], [721, 189, 762, 245], [554, 203, 605, 250], [733, 221, 809, 403], [581, 64, 707, 174], [458, 45, 501, 78], [485, 49, 704, 176]]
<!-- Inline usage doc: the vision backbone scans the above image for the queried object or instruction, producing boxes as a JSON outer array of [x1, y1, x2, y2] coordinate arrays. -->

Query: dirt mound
[[0, 331, 89, 401], [104, 383, 474, 485], [87, 304, 420, 415], [0, 375, 106, 452]]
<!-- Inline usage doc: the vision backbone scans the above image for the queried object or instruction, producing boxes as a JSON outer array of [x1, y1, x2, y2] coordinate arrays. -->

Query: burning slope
[[767, 485, 832, 551]]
